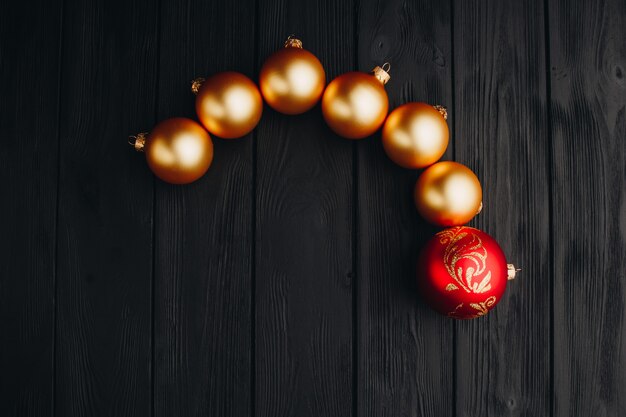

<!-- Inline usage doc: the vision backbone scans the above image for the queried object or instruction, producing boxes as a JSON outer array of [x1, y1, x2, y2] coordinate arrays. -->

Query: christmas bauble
[[193, 71, 263, 139], [414, 161, 482, 226], [382, 103, 449, 169], [130, 117, 213, 184], [417, 226, 517, 319], [321, 64, 390, 139], [259, 36, 326, 115]]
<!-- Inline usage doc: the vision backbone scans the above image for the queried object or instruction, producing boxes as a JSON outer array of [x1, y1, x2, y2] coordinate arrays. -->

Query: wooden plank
[[0, 1, 62, 416], [254, 2, 355, 417], [452, 0, 551, 415], [54, 0, 158, 415], [153, 1, 255, 416], [356, 1, 455, 416], [548, 0, 626, 415]]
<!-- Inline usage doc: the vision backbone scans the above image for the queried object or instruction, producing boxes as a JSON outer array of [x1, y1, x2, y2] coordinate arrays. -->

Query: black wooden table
[[1, 0, 624, 416]]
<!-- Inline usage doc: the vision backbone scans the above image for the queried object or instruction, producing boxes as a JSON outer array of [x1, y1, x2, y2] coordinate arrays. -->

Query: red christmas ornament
[[417, 226, 518, 319]]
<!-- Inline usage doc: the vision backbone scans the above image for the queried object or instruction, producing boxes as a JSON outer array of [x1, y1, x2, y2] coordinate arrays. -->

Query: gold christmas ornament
[[193, 71, 263, 139], [414, 161, 482, 226], [321, 63, 390, 139], [382, 102, 449, 169], [259, 36, 326, 115], [130, 117, 213, 184]]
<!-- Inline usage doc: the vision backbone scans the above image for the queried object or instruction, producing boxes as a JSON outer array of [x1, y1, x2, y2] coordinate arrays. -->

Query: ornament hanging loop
[[372, 62, 391, 85], [433, 104, 448, 120], [507, 264, 521, 280], [284, 35, 303, 49], [191, 78, 205, 95], [129, 132, 147, 152]]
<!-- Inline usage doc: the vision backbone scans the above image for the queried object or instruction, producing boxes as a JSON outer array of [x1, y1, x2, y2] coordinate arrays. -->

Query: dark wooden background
[[1, 0, 625, 415]]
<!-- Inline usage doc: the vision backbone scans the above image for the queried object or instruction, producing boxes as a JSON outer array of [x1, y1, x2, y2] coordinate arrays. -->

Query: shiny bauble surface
[[417, 226, 510, 319], [145, 117, 213, 184], [321, 71, 389, 139], [195, 71, 263, 139], [259, 46, 325, 114], [382, 102, 449, 169], [414, 161, 482, 226]]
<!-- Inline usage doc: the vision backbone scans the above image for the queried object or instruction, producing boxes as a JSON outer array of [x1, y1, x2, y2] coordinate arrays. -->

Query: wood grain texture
[[254, 1, 354, 416], [356, 1, 454, 416], [54, 0, 158, 415], [0, 1, 62, 416], [153, 0, 255, 416], [452, 0, 552, 416], [3, 1, 626, 415], [548, 0, 626, 415]]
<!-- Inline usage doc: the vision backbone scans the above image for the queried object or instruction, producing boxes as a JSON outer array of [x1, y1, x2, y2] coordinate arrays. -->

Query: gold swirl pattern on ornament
[[447, 296, 497, 319], [437, 228, 492, 294]]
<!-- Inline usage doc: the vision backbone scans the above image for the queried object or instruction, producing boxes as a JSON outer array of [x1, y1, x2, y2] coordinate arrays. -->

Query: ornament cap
[[433, 104, 448, 120], [129, 132, 147, 152], [191, 77, 205, 95], [284, 35, 303, 49], [372, 62, 391, 85], [507, 264, 521, 280]]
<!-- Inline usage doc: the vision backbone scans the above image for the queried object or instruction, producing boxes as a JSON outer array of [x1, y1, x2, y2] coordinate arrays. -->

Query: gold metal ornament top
[[129, 132, 147, 152], [372, 62, 391, 85], [191, 78, 205, 95], [284, 35, 303, 49], [433, 104, 448, 120], [507, 264, 520, 280]]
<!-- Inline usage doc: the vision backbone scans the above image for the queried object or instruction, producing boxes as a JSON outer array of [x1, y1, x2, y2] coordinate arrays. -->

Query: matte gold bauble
[[414, 161, 482, 226], [130, 117, 213, 185], [382, 102, 449, 169], [321, 64, 390, 139], [259, 36, 326, 114], [193, 71, 263, 139]]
